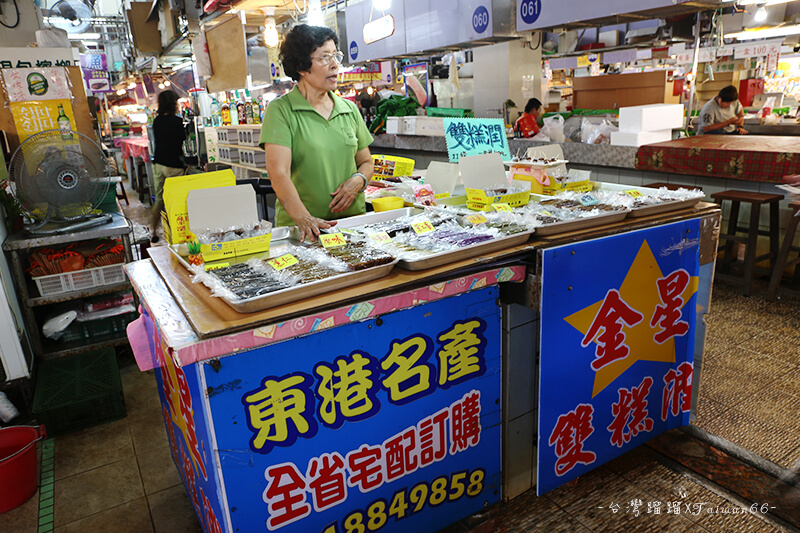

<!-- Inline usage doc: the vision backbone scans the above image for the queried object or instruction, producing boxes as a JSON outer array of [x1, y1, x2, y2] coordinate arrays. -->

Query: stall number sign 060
[[519, 0, 541, 25], [472, 6, 489, 34]]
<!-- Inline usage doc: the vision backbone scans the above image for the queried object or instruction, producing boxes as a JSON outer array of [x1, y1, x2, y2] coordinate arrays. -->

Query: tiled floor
[[3, 193, 799, 532]]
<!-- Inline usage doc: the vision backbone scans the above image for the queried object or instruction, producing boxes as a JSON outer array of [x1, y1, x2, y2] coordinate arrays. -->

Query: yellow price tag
[[465, 214, 488, 225], [624, 189, 643, 198], [267, 253, 299, 271], [541, 210, 555, 217], [492, 203, 514, 213], [319, 232, 347, 248], [204, 262, 229, 271], [411, 221, 435, 235], [368, 231, 392, 243]]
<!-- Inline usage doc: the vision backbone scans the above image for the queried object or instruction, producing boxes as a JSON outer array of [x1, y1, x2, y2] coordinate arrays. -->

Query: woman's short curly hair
[[280, 24, 339, 81]]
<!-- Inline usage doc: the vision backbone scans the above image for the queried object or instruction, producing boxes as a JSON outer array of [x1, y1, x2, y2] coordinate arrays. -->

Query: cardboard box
[[459, 152, 531, 211], [618, 104, 684, 133], [402, 116, 445, 136], [187, 185, 271, 262], [162, 169, 236, 244]]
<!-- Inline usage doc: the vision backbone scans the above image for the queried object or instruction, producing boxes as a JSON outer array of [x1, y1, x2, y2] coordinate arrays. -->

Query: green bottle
[[57, 104, 73, 140]]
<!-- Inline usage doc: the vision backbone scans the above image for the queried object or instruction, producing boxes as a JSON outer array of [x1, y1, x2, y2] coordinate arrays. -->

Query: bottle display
[[221, 101, 231, 126], [57, 104, 73, 140], [245, 100, 253, 124], [237, 100, 246, 125]]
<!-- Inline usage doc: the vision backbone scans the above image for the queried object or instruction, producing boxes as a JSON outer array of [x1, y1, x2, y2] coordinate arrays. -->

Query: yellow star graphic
[[564, 240, 698, 398]]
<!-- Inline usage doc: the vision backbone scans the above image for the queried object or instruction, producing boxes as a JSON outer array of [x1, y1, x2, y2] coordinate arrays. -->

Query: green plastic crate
[[59, 312, 138, 343], [33, 348, 126, 436], [426, 107, 473, 118]]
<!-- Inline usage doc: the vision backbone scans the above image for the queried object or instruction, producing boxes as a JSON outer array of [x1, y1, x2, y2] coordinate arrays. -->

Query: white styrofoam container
[[386, 117, 401, 135], [610, 130, 673, 147], [618, 104, 684, 133], [402, 117, 445, 136]]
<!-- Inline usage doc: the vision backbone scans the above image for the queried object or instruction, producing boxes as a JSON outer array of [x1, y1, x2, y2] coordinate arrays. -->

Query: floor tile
[[734, 387, 800, 436], [1, 487, 39, 533], [541, 464, 619, 508], [53, 456, 144, 527], [147, 485, 204, 533], [696, 409, 800, 468], [137, 439, 183, 495], [54, 418, 134, 481], [128, 408, 170, 455], [53, 497, 154, 533], [121, 367, 163, 420], [697, 506, 791, 532]]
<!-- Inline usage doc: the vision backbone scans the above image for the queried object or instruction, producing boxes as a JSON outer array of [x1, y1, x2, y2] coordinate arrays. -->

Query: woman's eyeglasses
[[313, 51, 344, 66]]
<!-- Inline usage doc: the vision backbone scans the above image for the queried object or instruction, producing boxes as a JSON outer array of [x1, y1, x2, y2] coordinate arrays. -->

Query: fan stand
[[26, 204, 113, 236]]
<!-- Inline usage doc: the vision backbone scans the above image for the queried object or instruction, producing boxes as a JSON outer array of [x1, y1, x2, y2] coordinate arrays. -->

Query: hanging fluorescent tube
[[67, 33, 101, 40], [173, 61, 194, 71], [725, 24, 800, 40], [738, 0, 793, 5]]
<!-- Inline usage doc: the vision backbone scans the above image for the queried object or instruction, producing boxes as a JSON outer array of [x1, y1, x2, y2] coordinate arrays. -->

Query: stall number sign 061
[[519, 0, 541, 25]]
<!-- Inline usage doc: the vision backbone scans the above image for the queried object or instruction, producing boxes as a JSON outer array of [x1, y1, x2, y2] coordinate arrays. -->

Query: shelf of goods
[[2, 212, 134, 359], [125, 182, 722, 533]]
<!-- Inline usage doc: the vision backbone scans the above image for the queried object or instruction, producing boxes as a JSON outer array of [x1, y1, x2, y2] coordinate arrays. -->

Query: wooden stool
[[711, 190, 783, 296], [767, 201, 800, 301]]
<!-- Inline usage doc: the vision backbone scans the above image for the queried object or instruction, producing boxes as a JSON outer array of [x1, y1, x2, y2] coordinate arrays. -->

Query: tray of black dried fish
[[397, 229, 534, 271]]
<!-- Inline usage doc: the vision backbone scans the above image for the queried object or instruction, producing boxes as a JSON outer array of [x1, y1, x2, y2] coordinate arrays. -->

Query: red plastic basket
[[0, 425, 46, 513]]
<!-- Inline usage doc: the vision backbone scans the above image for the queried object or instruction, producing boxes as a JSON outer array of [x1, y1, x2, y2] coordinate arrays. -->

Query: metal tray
[[534, 211, 630, 236], [504, 159, 569, 169], [397, 230, 534, 271], [167, 245, 398, 313], [626, 197, 703, 217]]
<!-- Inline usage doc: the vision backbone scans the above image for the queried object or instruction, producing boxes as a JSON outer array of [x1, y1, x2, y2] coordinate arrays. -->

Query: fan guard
[[48, 0, 94, 34], [8, 130, 113, 233]]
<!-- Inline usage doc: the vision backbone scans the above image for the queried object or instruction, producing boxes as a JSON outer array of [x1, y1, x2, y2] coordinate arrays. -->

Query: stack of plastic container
[[610, 104, 684, 146]]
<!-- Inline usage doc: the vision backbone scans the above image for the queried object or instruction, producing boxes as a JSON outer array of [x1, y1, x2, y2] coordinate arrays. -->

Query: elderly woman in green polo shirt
[[260, 24, 374, 242]]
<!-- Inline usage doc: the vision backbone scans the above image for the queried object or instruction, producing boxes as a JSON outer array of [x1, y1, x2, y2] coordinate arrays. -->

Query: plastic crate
[[32, 348, 126, 436], [59, 312, 138, 343], [33, 264, 126, 298]]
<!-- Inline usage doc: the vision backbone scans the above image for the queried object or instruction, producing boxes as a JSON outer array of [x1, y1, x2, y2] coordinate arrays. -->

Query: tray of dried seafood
[[170, 236, 397, 313]]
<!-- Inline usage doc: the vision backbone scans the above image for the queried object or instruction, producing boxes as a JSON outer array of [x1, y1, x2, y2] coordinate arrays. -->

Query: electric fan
[[7, 130, 114, 235], [47, 0, 95, 34]]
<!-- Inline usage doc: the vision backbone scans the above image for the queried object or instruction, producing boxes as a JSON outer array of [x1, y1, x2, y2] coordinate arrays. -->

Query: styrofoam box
[[610, 130, 673, 147], [402, 117, 445, 136], [237, 127, 262, 147], [618, 104, 684, 133], [386, 117, 401, 135], [238, 149, 265, 166], [218, 129, 237, 144]]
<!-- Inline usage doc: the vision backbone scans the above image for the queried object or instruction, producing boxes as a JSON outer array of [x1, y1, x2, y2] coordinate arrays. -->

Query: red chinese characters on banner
[[261, 391, 484, 529], [383, 428, 418, 482], [607, 377, 654, 447], [201, 488, 224, 533], [582, 289, 644, 370], [450, 390, 481, 454], [662, 362, 693, 420], [346, 444, 385, 493], [264, 463, 312, 531], [548, 404, 597, 476], [651, 270, 690, 344], [306, 452, 348, 512]]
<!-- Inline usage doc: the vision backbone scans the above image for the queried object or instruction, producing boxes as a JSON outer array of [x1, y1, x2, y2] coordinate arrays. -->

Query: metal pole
[[686, 12, 702, 131]]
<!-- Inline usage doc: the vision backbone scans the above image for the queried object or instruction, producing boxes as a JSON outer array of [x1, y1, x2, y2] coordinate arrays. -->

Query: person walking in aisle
[[149, 89, 186, 243]]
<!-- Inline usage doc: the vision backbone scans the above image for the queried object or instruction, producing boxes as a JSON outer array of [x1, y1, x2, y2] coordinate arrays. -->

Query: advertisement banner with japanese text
[[11, 99, 76, 144], [1, 67, 71, 102], [146, 308, 227, 533], [203, 288, 503, 533], [538, 220, 700, 495]]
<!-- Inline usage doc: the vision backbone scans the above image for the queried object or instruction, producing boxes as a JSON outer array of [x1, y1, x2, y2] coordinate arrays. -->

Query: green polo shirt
[[260, 86, 373, 227]]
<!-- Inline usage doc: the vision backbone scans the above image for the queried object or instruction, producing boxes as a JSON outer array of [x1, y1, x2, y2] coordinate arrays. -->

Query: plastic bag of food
[[584, 119, 617, 145], [540, 114, 565, 142]]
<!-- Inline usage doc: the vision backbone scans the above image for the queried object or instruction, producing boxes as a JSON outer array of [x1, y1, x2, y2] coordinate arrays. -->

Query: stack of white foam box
[[610, 104, 684, 147]]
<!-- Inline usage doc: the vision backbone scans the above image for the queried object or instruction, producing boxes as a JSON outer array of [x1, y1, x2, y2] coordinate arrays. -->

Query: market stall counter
[[125, 200, 721, 533]]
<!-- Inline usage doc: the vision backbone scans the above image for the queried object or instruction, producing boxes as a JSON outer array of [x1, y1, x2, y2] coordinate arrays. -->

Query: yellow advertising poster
[[10, 99, 76, 144]]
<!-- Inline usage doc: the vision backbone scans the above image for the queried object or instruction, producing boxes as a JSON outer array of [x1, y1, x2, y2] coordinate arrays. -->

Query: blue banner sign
[[538, 220, 701, 494], [203, 288, 503, 532], [443, 118, 510, 162]]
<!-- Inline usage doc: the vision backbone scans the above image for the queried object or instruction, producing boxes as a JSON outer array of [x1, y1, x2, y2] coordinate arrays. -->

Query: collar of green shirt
[[285, 86, 353, 120]]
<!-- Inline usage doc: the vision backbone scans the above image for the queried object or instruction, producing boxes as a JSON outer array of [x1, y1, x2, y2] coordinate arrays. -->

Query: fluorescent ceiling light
[[754, 6, 768, 22], [738, 0, 793, 5], [726, 24, 800, 40], [373, 0, 392, 9], [68, 33, 100, 40], [173, 61, 194, 71]]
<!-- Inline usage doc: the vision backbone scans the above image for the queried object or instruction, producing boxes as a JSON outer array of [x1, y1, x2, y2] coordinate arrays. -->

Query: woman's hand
[[329, 175, 364, 213], [295, 213, 337, 243]]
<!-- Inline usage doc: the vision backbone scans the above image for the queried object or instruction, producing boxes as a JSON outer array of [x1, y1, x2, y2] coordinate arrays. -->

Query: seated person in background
[[513, 98, 543, 138], [698, 85, 748, 135]]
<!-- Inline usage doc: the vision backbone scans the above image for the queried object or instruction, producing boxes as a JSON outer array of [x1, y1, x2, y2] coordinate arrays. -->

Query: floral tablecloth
[[635, 135, 800, 183], [116, 137, 150, 160]]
